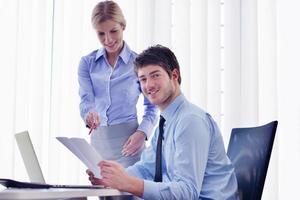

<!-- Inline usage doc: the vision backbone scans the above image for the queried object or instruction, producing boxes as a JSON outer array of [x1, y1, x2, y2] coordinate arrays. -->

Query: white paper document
[[56, 137, 102, 179]]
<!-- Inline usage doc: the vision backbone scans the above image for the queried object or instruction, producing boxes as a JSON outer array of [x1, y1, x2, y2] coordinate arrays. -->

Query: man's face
[[137, 65, 179, 111]]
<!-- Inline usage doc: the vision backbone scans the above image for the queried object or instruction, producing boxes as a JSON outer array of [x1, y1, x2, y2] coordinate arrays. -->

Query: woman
[[78, 0, 158, 168]]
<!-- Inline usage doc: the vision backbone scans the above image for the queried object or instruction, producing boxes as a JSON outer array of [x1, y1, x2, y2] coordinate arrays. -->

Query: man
[[88, 45, 238, 199]]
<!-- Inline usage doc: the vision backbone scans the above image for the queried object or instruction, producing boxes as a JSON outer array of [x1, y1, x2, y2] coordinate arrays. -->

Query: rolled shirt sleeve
[[137, 94, 158, 139], [78, 56, 96, 120]]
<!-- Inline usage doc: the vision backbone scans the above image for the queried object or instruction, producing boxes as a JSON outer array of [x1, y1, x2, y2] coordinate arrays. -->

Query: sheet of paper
[[56, 137, 102, 179]]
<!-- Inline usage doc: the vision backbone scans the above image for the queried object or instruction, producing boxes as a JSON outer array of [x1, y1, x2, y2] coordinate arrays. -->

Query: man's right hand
[[99, 160, 144, 197]]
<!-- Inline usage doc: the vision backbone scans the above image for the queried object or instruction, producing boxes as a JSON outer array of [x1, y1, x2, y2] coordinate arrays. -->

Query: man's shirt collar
[[161, 93, 185, 122]]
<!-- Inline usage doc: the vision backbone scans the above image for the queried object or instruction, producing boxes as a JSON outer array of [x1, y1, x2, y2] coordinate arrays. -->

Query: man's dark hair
[[134, 44, 181, 84]]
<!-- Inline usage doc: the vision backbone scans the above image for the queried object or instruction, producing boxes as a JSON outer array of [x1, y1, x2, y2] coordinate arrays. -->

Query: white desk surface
[[0, 187, 129, 200]]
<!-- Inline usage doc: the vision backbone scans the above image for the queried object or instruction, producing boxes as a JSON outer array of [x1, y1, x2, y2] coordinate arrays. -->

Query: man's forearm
[[123, 176, 144, 197]]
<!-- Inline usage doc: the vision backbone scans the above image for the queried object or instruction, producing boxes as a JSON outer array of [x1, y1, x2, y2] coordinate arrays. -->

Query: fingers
[[97, 160, 129, 190], [122, 136, 145, 156], [86, 169, 102, 185], [86, 115, 93, 128], [122, 137, 131, 149], [98, 162, 113, 172], [129, 142, 145, 156], [99, 166, 119, 186], [99, 160, 122, 174], [123, 142, 142, 156], [100, 163, 114, 179], [123, 143, 139, 156], [86, 165, 116, 187], [86, 112, 100, 132], [122, 138, 132, 156], [90, 112, 99, 128], [89, 176, 103, 185], [99, 160, 119, 168], [95, 113, 100, 126], [86, 169, 94, 177]]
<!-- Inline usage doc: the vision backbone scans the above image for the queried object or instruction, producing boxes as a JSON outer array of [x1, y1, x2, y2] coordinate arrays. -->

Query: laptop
[[0, 131, 103, 189]]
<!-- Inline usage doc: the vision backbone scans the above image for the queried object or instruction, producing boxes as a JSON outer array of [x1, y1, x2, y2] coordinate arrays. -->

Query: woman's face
[[95, 19, 124, 55]]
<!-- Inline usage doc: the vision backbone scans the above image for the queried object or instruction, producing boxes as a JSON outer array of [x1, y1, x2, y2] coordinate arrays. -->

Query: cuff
[[138, 120, 153, 140], [142, 180, 160, 200]]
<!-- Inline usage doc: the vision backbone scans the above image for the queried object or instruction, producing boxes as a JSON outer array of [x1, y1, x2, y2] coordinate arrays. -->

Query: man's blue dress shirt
[[126, 94, 238, 199], [78, 42, 158, 137]]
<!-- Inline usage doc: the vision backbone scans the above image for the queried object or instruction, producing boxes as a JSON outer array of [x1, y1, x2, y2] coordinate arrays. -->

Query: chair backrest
[[227, 121, 278, 200]]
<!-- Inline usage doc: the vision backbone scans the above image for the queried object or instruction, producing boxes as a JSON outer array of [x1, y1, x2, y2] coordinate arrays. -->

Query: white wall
[[277, 0, 300, 198]]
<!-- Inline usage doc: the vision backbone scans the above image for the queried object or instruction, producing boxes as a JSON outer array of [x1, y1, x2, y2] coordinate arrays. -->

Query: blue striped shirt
[[127, 94, 238, 199]]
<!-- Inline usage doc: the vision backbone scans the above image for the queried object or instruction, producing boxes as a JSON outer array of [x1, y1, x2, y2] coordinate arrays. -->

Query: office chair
[[227, 121, 278, 200]]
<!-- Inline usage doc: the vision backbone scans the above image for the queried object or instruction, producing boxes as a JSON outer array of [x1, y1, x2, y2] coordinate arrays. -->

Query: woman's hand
[[86, 111, 100, 134], [122, 131, 146, 156]]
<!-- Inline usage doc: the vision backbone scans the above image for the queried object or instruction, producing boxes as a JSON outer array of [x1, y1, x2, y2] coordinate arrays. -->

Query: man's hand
[[86, 169, 103, 185], [99, 160, 144, 197], [122, 131, 146, 156]]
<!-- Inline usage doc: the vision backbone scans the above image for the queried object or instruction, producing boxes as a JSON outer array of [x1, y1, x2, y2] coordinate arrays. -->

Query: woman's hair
[[91, 0, 126, 29]]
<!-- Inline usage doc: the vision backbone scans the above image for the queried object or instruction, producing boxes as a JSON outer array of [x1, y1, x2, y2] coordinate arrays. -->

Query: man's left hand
[[86, 169, 103, 185]]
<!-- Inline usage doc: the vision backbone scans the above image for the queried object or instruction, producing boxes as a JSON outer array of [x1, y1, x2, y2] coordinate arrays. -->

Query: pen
[[88, 129, 93, 135]]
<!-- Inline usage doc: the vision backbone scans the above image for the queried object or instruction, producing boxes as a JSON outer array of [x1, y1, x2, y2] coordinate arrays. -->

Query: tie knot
[[159, 116, 165, 138], [159, 115, 166, 124]]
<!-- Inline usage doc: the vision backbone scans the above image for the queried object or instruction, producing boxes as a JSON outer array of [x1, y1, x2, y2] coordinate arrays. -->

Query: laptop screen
[[15, 131, 46, 184]]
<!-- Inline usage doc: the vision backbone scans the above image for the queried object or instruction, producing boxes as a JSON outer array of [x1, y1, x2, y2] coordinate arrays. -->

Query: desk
[[0, 188, 130, 200]]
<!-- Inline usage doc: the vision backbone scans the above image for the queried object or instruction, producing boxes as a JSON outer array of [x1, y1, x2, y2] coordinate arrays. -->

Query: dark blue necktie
[[154, 116, 165, 182]]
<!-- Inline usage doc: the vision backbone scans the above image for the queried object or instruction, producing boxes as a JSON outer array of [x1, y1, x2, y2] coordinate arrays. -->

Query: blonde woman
[[78, 0, 158, 169]]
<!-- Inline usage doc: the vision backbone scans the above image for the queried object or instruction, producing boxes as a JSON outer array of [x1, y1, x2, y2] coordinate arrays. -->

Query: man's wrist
[[125, 176, 144, 197]]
